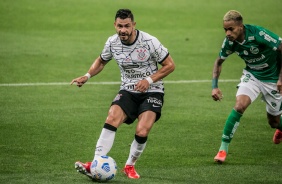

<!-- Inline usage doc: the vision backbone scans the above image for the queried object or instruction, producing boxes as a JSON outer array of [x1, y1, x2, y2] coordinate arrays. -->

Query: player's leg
[[262, 83, 282, 144], [94, 104, 127, 158], [214, 75, 259, 163], [127, 110, 156, 165], [214, 95, 249, 163], [123, 92, 163, 178], [123, 110, 156, 179], [75, 91, 128, 178], [268, 113, 282, 144]]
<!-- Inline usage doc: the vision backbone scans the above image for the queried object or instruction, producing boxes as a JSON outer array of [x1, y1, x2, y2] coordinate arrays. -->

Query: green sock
[[219, 142, 229, 153], [219, 109, 242, 153]]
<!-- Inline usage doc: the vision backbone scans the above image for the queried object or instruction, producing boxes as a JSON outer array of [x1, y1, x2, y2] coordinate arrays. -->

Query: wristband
[[212, 78, 218, 89], [145, 77, 153, 84], [84, 73, 91, 80]]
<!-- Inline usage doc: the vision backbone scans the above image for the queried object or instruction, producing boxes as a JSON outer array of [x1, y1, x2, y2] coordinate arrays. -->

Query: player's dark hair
[[115, 9, 134, 21], [235, 15, 243, 22]]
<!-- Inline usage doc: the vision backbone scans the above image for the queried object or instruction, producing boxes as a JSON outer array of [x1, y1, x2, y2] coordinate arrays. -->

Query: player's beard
[[226, 36, 234, 41], [119, 31, 133, 44]]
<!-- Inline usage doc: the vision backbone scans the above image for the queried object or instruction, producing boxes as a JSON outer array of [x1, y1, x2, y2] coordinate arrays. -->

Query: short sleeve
[[150, 36, 169, 63], [219, 38, 233, 59], [255, 26, 281, 51], [100, 37, 113, 62]]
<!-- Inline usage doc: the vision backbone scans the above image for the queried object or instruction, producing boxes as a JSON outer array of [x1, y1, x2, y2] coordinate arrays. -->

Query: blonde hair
[[223, 10, 243, 23]]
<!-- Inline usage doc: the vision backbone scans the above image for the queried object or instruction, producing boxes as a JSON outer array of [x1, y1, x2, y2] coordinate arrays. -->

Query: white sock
[[94, 128, 116, 160], [125, 139, 147, 165]]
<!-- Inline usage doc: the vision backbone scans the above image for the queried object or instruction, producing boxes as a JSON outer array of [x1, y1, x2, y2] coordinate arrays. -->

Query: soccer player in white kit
[[71, 9, 175, 179], [212, 10, 282, 163]]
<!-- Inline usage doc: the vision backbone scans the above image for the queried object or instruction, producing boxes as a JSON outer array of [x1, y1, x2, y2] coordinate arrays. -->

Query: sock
[[125, 135, 147, 166], [219, 109, 242, 153], [219, 142, 230, 153], [94, 123, 117, 160]]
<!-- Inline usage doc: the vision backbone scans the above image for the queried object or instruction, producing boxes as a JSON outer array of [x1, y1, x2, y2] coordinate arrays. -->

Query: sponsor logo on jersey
[[124, 70, 151, 79], [250, 46, 259, 54], [247, 63, 268, 70], [248, 36, 255, 41], [259, 31, 277, 43], [245, 54, 265, 63], [123, 64, 139, 69]]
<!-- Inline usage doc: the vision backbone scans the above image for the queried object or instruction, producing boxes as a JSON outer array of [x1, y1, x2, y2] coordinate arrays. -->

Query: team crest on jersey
[[250, 46, 259, 54], [136, 49, 148, 60]]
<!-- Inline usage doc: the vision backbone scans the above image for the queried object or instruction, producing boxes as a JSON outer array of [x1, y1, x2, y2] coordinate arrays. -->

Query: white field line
[[0, 80, 238, 87]]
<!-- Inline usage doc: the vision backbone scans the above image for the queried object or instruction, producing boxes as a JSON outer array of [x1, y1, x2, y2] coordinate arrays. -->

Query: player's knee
[[233, 105, 246, 114], [234, 95, 251, 114], [105, 114, 123, 127], [136, 129, 150, 138], [106, 115, 115, 124]]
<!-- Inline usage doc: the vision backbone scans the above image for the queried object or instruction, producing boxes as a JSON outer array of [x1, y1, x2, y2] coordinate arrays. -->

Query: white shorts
[[236, 70, 282, 116]]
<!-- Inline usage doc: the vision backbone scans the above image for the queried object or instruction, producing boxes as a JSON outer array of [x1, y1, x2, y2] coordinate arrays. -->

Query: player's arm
[[150, 55, 175, 82], [276, 42, 282, 94], [71, 56, 108, 87], [134, 55, 175, 92], [212, 57, 225, 101]]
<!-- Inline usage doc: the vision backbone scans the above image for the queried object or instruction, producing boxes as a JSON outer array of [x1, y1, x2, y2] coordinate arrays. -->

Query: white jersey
[[100, 30, 169, 93]]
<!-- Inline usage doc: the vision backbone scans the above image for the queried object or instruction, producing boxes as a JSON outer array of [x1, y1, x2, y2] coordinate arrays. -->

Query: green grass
[[1, 0, 282, 183]]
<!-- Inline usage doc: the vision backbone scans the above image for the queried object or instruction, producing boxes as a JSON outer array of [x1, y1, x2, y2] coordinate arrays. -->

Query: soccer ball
[[90, 155, 117, 181]]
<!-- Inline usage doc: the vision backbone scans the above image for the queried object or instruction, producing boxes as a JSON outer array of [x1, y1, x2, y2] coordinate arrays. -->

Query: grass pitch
[[1, 0, 282, 183]]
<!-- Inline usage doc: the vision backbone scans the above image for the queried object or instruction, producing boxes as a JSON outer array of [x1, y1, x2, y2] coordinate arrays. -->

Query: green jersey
[[219, 24, 282, 82]]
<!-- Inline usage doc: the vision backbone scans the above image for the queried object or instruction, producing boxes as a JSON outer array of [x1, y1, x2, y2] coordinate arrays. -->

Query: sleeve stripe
[[159, 53, 169, 64], [100, 54, 111, 62]]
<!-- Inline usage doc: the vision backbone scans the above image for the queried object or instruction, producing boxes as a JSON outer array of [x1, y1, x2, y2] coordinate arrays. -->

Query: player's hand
[[134, 79, 150, 93], [212, 88, 223, 101], [277, 80, 282, 95], [70, 76, 88, 87]]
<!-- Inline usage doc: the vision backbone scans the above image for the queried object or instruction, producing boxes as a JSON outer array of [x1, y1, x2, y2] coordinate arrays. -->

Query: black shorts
[[111, 90, 164, 124]]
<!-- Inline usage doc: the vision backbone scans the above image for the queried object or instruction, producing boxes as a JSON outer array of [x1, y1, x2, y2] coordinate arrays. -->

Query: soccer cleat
[[273, 129, 282, 144], [123, 165, 140, 179], [75, 161, 92, 179], [214, 150, 227, 163]]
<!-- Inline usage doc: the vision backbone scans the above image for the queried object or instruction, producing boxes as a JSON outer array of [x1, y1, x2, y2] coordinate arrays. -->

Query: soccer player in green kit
[[212, 10, 282, 163]]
